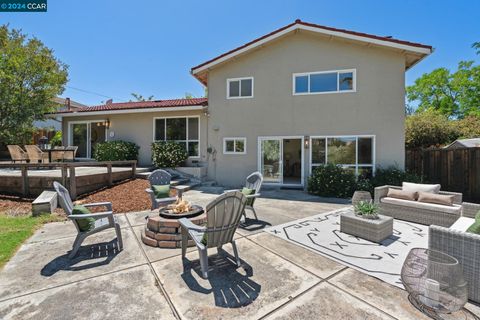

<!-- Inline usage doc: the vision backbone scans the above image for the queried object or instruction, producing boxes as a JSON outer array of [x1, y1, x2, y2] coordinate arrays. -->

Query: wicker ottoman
[[340, 210, 393, 243]]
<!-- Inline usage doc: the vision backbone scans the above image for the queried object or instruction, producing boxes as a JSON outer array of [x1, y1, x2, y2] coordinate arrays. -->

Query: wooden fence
[[405, 148, 480, 203], [0, 160, 137, 200]]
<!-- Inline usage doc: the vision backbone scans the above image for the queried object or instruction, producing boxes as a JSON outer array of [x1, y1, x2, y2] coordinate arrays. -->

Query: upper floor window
[[293, 69, 356, 95], [227, 77, 253, 99]]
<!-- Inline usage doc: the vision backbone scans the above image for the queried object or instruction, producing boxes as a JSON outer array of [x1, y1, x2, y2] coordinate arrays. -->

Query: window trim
[[152, 116, 201, 158], [226, 77, 254, 99], [223, 137, 247, 155], [292, 69, 356, 95], [309, 135, 375, 176]]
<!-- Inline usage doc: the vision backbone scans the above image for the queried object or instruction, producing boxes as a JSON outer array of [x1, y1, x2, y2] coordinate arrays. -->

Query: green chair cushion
[[201, 233, 208, 246], [72, 205, 96, 232], [152, 184, 171, 199], [467, 212, 480, 234], [242, 187, 255, 206]]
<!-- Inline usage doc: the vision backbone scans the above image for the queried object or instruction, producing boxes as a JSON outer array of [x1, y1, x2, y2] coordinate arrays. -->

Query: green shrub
[[307, 164, 356, 198], [308, 165, 423, 199], [151, 141, 188, 168], [50, 131, 62, 147], [93, 140, 139, 161], [371, 166, 422, 188]]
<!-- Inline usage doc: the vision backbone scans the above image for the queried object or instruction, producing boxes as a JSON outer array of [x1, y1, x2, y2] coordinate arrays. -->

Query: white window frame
[[67, 119, 108, 159], [226, 76, 254, 99], [223, 137, 247, 155], [152, 116, 201, 158], [309, 135, 375, 176], [292, 69, 356, 95]]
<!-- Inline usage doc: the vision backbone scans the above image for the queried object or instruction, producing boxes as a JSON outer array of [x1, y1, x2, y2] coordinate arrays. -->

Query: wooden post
[[69, 166, 77, 200], [21, 166, 29, 196], [107, 163, 113, 186], [61, 165, 68, 187], [132, 161, 137, 179]]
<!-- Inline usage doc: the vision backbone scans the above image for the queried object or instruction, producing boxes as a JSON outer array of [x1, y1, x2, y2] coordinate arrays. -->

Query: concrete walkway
[[0, 189, 479, 319]]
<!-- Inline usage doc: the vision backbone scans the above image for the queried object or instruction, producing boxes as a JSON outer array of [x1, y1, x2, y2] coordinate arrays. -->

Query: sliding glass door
[[72, 123, 88, 158], [260, 139, 282, 184], [69, 121, 106, 159]]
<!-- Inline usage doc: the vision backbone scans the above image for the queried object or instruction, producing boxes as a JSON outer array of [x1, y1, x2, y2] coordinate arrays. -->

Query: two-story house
[[57, 20, 432, 187]]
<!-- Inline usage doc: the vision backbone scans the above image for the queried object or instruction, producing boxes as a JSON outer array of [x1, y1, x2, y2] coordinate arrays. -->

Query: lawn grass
[[0, 214, 65, 269]]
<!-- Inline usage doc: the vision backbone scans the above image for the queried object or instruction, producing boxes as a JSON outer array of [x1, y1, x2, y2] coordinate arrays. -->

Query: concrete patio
[[0, 189, 479, 319]]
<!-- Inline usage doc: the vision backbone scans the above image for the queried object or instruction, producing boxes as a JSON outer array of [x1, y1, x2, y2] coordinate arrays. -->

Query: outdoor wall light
[[105, 119, 110, 129], [304, 136, 310, 149]]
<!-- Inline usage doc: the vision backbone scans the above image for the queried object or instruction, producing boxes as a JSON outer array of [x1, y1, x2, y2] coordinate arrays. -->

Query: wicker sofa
[[374, 185, 463, 227], [429, 202, 480, 303]]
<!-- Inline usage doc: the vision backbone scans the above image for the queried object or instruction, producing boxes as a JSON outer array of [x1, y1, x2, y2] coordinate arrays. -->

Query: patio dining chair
[[7, 145, 28, 163], [25, 145, 48, 163], [145, 169, 177, 210], [53, 181, 123, 258], [62, 146, 78, 162], [227, 171, 263, 220], [180, 191, 247, 279]]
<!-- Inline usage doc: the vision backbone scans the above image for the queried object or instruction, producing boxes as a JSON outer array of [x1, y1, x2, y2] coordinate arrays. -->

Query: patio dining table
[[41, 148, 76, 163]]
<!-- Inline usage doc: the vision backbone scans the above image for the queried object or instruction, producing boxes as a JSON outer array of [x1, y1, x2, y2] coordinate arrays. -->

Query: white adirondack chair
[[180, 191, 247, 279], [53, 182, 123, 258]]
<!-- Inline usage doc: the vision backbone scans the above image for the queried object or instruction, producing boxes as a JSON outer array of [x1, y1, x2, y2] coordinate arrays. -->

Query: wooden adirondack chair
[[53, 182, 123, 258], [180, 191, 247, 278]]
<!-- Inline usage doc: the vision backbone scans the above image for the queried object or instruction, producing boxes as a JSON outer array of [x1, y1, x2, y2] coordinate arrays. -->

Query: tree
[[405, 109, 459, 149], [0, 25, 68, 143], [454, 115, 480, 139], [130, 93, 154, 101], [406, 44, 480, 118]]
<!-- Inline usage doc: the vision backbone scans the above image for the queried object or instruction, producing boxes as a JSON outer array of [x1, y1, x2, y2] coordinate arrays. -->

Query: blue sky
[[2, 0, 479, 105]]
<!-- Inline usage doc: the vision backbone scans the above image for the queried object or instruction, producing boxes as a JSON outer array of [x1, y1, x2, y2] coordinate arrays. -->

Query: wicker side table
[[340, 210, 393, 243]]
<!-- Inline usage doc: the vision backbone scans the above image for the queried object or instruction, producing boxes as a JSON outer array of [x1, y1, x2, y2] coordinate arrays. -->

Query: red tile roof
[[56, 98, 208, 114], [191, 19, 432, 81]]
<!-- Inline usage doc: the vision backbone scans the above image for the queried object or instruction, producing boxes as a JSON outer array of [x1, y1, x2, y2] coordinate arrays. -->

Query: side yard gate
[[406, 147, 480, 203]]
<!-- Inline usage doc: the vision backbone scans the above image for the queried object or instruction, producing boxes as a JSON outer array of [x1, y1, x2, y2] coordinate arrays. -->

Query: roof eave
[[190, 22, 433, 84], [55, 105, 208, 117]]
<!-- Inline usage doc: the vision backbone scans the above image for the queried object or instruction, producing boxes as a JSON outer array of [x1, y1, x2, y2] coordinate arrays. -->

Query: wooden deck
[[0, 161, 149, 199]]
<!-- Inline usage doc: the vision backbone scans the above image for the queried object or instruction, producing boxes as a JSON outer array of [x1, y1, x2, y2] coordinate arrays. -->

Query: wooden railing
[[0, 160, 137, 199]]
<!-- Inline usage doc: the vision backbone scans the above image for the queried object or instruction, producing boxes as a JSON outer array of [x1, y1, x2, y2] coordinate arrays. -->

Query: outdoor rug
[[264, 207, 428, 288]]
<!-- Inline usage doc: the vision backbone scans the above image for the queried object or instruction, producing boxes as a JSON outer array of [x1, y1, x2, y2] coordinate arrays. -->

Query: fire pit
[[141, 197, 206, 248], [159, 205, 203, 219]]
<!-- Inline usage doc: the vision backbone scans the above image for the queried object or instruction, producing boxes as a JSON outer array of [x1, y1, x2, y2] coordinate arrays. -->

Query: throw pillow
[[386, 188, 417, 201], [241, 187, 255, 206], [72, 205, 96, 232], [466, 212, 480, 234], [417, 191, 455, 206], [152, 184, 171, 199], [402, 182, 441, 195]]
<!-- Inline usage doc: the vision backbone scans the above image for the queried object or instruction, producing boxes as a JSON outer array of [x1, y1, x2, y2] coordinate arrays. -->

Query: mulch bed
[[0, 195, 65, 216], [77, 179, 161, 214], [0, 179, 167, 215]]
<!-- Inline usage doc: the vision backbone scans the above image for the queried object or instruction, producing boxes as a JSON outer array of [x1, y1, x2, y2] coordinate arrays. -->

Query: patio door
[[259, 137, 304, 186], [260, 138, 282, 184], [69, 121, 106, 159]]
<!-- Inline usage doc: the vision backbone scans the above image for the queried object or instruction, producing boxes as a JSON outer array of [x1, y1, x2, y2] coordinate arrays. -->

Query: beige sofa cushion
[[381, 197, 462, 215], [418, 191, 454, 206], [387, 188, 417, 201], [402, 182, 441, 195], [450, 217, 476, 232]]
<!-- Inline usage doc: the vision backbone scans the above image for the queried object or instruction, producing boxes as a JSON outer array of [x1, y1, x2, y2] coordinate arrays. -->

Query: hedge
[[93, 140, 139, 162]]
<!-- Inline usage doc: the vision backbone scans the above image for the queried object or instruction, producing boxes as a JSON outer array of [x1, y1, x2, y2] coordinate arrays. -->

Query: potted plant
[[354, 201, 379, 220]]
